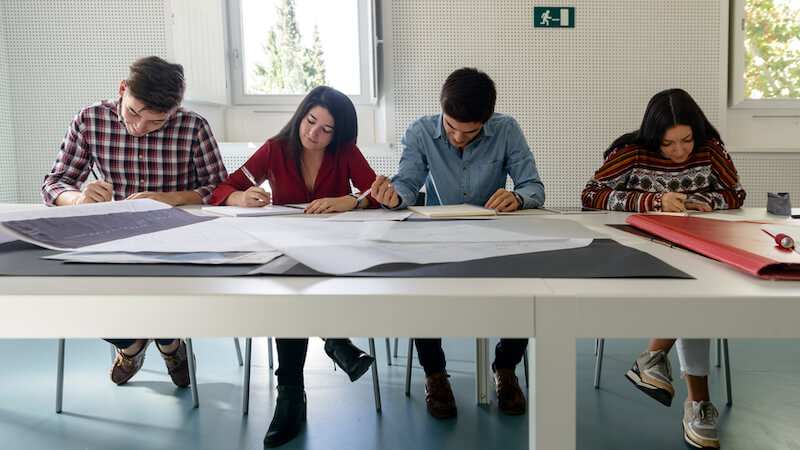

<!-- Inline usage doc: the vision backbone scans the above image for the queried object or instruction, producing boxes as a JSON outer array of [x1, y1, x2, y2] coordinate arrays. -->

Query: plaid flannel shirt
[[42, 100, 227, 205]]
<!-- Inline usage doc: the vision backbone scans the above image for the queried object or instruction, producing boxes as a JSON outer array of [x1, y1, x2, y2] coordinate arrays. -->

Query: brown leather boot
[[492, 368, 526, 414], [424, 372, 457, 419]]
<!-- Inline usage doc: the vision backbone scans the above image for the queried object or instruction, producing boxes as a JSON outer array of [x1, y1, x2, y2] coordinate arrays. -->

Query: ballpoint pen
[[358, 174, 396, 203], [240, 166, 266, 202]]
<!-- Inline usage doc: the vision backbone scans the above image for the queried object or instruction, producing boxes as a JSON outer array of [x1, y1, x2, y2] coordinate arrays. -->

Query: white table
[[533, 209, 800, 450], [1, 205, 798, 450]]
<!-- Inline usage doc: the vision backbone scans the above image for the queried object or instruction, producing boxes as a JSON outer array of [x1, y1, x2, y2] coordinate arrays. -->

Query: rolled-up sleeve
[[42, 112, 91, 205]]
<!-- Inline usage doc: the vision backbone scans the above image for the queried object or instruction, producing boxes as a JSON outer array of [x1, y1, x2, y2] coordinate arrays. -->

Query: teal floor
[[0, 337, 798, 449]]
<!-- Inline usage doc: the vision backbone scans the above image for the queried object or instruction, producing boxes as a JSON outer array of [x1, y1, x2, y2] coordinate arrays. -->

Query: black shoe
[[324, 339, 375, 382], [264, 386, 306, 448]]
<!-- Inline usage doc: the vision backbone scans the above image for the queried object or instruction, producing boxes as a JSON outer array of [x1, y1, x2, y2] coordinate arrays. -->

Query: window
[[227, 0, 377, 106], [730, 0, 800, 107]]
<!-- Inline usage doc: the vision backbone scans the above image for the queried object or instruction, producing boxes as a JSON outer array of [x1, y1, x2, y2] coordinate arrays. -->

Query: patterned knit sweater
[[581, 139, 746, 212]]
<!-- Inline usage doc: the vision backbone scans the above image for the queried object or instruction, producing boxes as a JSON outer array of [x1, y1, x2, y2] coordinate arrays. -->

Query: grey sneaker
[[683, 400, 720, 449], [625, 350, 675, 406]]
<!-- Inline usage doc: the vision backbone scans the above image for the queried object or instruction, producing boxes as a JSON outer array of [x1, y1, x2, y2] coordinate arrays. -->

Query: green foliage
[[251, 0, 327, 94], [744, 0, 800, 99]]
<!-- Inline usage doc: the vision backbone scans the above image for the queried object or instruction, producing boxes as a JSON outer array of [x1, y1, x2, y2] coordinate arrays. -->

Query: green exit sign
[[533, 7, 575, 28]]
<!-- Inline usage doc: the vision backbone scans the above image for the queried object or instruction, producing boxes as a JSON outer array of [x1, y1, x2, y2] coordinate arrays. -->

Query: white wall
[[1, 0, 170, 203], [2, 0, 798, 206], [0, 4, 17, 203], [386, 0, 728, 207]]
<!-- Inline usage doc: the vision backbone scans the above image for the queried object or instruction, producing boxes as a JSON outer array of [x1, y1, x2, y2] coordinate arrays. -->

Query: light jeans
[[676, 338, 710, 377]]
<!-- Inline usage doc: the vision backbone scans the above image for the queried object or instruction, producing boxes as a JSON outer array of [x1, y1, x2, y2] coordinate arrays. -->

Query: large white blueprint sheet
[[240, 216, 598, 274]]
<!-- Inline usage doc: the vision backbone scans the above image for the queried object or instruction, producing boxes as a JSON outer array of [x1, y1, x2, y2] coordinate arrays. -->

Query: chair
[[241, 337, 382, 414], [403, 338, 529, 397], [56, 338, 249, 413], [592, 338, 732, 405]]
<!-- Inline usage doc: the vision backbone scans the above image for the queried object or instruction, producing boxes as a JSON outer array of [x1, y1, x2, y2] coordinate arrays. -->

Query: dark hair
[[272, 86, 358, 176], [125, 56, 185, 113], [604, 88, 722, 158], [440, 67, 496, 124]]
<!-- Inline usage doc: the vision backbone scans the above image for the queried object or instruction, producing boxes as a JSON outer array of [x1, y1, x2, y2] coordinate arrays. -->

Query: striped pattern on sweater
[[581, 139, 746, 212]]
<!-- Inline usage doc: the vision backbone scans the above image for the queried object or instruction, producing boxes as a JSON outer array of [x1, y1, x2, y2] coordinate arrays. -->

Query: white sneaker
[[683, 400, 720, 449], [625, 350, 675, 406]]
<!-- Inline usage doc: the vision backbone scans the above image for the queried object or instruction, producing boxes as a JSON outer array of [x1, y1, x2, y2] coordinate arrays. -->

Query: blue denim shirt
[[391, 113, 545, 209]]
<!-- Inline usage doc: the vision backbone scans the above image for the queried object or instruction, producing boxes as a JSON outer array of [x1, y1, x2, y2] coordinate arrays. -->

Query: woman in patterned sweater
[[582, 90, 745, 213], [581, 89, 745, 450]]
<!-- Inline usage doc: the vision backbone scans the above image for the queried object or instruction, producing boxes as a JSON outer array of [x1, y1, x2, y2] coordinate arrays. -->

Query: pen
[[241, 166, 259, 187], [241, 166, 266, 203], [361, 174, 396, 202], [90, 167, 100, 180], [355, 188, 372, 202]]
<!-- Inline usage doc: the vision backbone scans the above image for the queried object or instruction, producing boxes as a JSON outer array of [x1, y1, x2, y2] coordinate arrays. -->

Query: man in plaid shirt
[[41, 56, 228, 388]]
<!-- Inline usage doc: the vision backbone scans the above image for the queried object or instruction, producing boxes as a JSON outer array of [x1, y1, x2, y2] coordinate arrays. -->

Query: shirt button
[[463, 167, 467, 171], [463, 192, 468, 196], [139, 179, 145, 184]]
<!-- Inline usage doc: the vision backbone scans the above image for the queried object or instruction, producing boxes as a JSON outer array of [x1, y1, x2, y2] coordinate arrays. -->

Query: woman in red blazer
[[211, 86, 377, 447]]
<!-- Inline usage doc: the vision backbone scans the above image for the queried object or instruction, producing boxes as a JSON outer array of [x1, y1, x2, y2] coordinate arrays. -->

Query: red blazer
[[210, 139, 377, 206]]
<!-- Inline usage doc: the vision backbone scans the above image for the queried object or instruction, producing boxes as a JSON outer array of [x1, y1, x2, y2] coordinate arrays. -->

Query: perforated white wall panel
[[0, 6, 17, 203], [731, 153, 800, 208], [2, 0, 168, 203], [389, 1, 727, 207]]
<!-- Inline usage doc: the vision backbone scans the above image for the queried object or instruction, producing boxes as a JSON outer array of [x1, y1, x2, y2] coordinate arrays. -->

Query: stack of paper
[[408, 204, 496, 218]]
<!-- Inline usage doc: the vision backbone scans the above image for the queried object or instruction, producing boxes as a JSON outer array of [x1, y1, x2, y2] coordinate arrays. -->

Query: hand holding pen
[[72, 167, 113, 205], [239, 166, 271, 207], [370, 174, 400, 208]]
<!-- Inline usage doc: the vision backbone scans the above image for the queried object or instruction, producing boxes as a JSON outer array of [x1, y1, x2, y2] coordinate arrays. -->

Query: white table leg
[[531, 296, 576, 450]]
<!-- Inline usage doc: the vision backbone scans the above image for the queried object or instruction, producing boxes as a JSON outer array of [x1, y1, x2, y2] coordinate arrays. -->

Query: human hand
[[305, 196, 357, 214], [485, 188, 520, 212], [685, 202, 712, 212], [226, 187, 271, 207], [661, 192, 688, 212], [126, 191, 177, 205], [370, 175, 400, 208], [75, 180, 114, 204]]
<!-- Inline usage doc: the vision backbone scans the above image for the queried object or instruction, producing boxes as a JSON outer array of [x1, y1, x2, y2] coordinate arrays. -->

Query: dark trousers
[[415, 338, 528, 376], [104, 338, 177, 349], [275, 338, 309, 386]]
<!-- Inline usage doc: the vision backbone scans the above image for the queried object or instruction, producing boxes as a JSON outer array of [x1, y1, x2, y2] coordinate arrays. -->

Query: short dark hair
[[273, 86, 358, 176], [440, 67, 496, 124], [125, 56, 185, 113], [605, 88, 721, 158]]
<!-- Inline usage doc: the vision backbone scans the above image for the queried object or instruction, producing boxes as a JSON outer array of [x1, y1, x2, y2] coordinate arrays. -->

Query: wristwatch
[[349, 193, 362, 209], [511, 191, 524, 208]]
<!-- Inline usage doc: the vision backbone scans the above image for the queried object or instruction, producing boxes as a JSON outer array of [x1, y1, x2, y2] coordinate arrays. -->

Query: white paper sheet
[[241, 217, 596, 274], [359, 222, 556, 243], [76, 217, 277, 253], [202, 205, 305, 217], [46, 250, 282, 265]]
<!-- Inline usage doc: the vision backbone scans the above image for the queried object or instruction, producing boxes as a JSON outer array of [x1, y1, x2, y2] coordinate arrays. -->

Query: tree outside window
[[238, 0, 362, 98], [744, 0, 800, 99]]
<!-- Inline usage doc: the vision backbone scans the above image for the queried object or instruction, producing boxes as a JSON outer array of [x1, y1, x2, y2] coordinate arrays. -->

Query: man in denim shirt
[[370, 67, 545, 418]]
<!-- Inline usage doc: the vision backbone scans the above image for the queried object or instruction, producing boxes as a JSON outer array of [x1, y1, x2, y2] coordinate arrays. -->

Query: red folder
[[626, 214, 800, 280]]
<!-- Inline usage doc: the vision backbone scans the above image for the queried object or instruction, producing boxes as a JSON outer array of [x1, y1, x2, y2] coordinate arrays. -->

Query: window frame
[[226, 0, 377, 106], [729, 0, 800, 109]]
